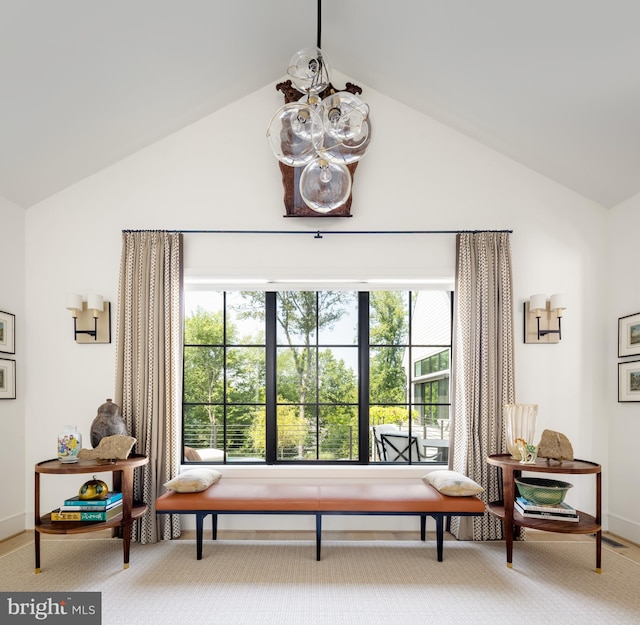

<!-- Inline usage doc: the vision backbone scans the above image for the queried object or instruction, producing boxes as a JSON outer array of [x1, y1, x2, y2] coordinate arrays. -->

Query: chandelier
[[266, 3, 372, 215]]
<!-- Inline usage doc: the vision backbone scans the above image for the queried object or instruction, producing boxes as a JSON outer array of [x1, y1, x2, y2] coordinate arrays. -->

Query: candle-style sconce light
[[523, 293, 566, 344], [66, 293, 111, 343]]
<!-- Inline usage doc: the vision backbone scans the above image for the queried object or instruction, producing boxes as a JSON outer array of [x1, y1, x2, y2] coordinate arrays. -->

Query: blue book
[[63, 491, 123, 507]]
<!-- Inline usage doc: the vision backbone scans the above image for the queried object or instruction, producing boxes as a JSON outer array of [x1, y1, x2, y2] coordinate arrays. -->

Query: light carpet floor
[[1, 538, 639, 625]]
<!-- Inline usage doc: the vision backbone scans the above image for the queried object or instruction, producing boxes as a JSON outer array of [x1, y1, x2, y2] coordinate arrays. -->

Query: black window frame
[[182, 289, 453, 465]]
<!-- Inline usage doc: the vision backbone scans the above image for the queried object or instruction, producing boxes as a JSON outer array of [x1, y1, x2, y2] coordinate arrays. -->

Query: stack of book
[[515, 496, 579, 522], [51, 491, 123, 521]]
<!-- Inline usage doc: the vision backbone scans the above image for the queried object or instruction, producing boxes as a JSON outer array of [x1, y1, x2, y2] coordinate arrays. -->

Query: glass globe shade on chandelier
[[267, 38, 372, 214]]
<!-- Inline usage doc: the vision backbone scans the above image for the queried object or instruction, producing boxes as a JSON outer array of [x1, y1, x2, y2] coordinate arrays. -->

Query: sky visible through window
[[185, 289, 360, 372]]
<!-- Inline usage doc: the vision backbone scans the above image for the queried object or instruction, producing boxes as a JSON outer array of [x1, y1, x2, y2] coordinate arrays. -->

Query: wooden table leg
[[119, 466, 132, 569], [502, 466, 517, 568], [34, 471, 41, 573], [122, 524, 131, 569], [595, 471, 602, 573], [504, 516, 513, 568], [34, 530, 41, 574]]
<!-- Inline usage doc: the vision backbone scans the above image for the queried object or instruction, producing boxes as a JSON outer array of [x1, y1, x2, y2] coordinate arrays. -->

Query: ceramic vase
[[504, 404, 538, 460], [58, 425, 82, 463], [90, 398, 127, 448]]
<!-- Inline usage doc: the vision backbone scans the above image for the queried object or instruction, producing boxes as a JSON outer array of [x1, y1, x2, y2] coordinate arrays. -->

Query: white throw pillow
[[423, 470, 484, 496], [164, 468, 222, 493]]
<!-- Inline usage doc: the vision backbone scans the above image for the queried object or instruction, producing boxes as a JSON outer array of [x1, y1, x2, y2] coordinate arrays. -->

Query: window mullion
[[357, 291, 370, 462], [315, 292, 320, 460], [407, 291, 413, 444], [265, 292, 277, 463], [222, 292, 227, 457]]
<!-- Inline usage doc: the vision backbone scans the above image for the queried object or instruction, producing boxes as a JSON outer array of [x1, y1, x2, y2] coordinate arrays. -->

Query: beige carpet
[[1, 538, 639, 625]]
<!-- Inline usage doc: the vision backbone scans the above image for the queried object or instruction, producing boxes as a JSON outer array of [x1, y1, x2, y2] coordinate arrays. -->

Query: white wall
[[14, 76, 619, 537], [607, 194, 640, 544], [0, 196, 26, 539]]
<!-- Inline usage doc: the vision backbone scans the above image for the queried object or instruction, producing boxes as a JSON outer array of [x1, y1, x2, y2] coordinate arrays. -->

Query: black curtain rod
[[122, 229, 513, 239]]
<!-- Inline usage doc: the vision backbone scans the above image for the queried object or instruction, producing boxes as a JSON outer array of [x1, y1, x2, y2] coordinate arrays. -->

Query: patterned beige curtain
[[115, 231, 183, 543], [450, 232, 515, 541]]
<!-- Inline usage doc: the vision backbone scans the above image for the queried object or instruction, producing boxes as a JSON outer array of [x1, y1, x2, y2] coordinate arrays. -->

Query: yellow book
[[50, 504, 122, 522]]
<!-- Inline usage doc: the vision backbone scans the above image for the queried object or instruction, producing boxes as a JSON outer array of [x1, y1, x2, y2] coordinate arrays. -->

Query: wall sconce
[[524, 293, 567, 344], [66, 293, 111, 344]]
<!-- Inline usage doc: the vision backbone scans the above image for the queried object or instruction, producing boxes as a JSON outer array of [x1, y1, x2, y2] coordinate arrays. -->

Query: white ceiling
[[2, 0, 640, 209]]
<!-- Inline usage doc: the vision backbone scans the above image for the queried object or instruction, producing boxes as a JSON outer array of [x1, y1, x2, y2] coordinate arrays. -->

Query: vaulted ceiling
[[2, 0, 639, 209]]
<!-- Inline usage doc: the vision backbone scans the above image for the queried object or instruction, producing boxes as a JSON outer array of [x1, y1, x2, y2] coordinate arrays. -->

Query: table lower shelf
[[35, 502, 148, 535], [488, 502, 600, 534]]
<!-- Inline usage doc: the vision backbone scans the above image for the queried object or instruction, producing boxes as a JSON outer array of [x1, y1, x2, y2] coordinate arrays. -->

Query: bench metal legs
[[195, 513, 207, 560], [191, 511, 449, 562], [317, 513, 441, 562], [434, 515, 444, 562]]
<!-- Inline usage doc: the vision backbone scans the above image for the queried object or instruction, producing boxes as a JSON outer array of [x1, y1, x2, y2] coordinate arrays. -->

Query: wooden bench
[[155, 479, 485, 561]]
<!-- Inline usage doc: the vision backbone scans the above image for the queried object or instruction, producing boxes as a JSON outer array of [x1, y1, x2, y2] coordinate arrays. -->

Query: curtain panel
[[450, 232, 515, 541], [115, 231, 183, 543]]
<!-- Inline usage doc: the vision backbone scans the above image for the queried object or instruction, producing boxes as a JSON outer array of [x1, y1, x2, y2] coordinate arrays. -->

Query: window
[[183, 288, 452, 464]]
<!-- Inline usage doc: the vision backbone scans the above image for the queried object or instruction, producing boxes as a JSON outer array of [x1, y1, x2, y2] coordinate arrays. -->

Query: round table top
[[36, 454, 148, 474], [487, 453, 600, 474]]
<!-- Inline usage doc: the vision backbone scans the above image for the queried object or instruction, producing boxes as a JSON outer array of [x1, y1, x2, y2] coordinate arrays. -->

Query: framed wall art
[[618, 360, 640, 402], [0, 310, 15, 354], [618, 312, 640, 357], [0, 358, 16, 400]]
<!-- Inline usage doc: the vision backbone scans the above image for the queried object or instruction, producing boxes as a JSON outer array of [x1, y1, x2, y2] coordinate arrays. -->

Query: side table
[[34, 454, 148, 573], [487, 454, 602, 572]]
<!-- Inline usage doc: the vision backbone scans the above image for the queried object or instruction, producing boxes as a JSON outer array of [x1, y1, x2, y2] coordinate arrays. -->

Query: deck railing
[[184, 421, 449, 462]]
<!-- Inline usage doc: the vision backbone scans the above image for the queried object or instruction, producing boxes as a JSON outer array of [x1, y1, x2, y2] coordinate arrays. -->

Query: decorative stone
[[537, 429, 574, 462], [78, 435, 136, 460], [90, 399, 127, 448]]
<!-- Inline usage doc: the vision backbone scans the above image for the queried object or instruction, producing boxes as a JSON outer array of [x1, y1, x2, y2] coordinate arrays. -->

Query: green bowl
[[515, 477, 573, 506]]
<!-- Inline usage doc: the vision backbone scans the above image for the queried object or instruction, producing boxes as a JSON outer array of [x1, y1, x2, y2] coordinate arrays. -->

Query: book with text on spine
[[62, 492, 123, 507], [50, 503, 123, 522], [59, 499, 123, 512], [516, 496, 577, 515], [515, 500, 579, 522]]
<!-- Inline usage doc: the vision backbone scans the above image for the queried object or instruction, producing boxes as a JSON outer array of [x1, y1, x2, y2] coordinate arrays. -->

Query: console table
[[34, 455, 148, 573], [487, 454, 601, 572]]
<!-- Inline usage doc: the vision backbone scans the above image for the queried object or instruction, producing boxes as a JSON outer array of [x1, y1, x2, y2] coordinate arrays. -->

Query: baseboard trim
[[607, 513, 640, 546], [0, 513, 26, 543]]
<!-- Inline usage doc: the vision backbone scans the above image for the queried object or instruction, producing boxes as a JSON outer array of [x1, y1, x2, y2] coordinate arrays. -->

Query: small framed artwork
[[0, 310, 15, 354], [618, 312, 640, 357], [619, 360, 640, 402], [0, 358, 16, 400]]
